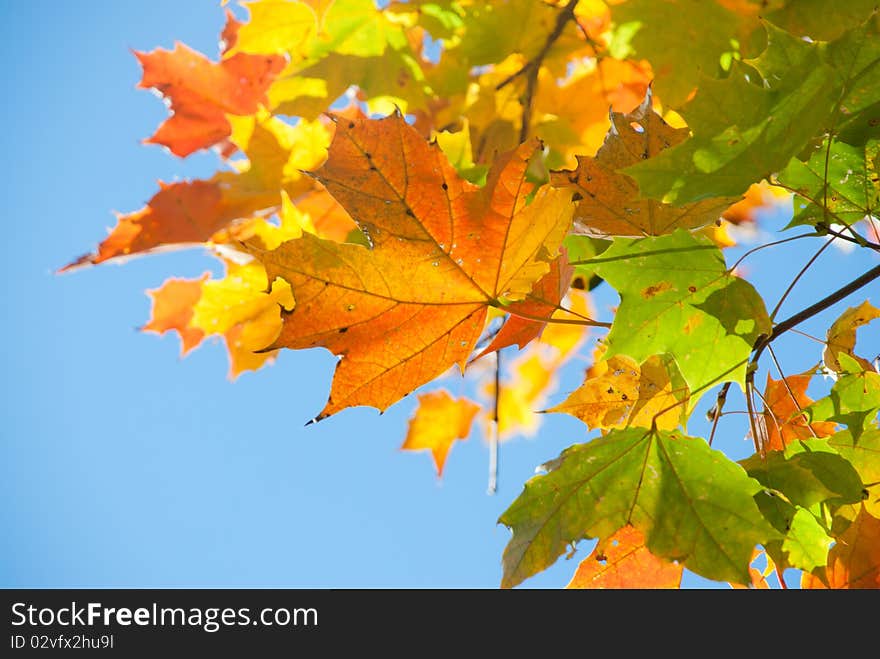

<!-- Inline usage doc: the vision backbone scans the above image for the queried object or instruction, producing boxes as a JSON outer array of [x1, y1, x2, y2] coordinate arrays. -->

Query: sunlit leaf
[[499, 427, 776, 588]]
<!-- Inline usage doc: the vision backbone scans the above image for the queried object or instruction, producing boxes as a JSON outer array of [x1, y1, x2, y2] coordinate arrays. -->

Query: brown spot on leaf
[[641, 281, 672, 298]]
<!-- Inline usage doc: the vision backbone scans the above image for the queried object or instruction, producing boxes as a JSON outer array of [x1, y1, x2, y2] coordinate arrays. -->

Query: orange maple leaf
[[136, 42, 285, 157], [401, 390, 481, 476], [474, 252, 574, 359], [62, 181, 228, 269], [803, 506, 880, 589], [566, 525, 683, 589], [761, 371, 838, 451], [62, 114, 327, 270], [249, 110, 575, 419], [220, 8, 243, 55], [142, 273, 209, 355]]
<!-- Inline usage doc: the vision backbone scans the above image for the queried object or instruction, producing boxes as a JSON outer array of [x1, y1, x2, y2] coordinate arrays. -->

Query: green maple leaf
[[781, 508, 834, 572], [765, 0, 879, 42], [744, 440, 863, 572], [625, 15, 880, 204], [805, 368, 880, 439], [624, 21, 839, 203], [608, 0, 750, 109], [778, 138, 879, 230], [742, 439, 865, 512], [828, 429, 880, 517], [499, 427, 777, 588], [584, 229, 770, 396]]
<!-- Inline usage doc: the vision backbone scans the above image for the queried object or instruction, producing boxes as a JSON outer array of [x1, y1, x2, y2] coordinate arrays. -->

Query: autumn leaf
[[230, 0, 318, 59], [142, 273, 210, 355], [248, 110, 574, 419], [550, 90, 738, 237], [760, 370, 838, 452], [474, 252, 574, 359], [626, 15, 880, 203], [485, 351, 557, 440], [534, 58, 651, 167], [135, 42, 285, 157], [499, 427, 777, 588], [548, 351, 688, 431], [822, 300, 880, 374], [803, 505, 880, 589], [566, 525, 683, 589], [220, 8, 243, 54], [401, 390, 480, 476], [140, 261, 293, 380], [63, 113, 329, 269]]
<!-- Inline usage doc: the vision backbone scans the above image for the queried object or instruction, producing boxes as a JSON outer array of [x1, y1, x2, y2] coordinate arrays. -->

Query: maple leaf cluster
[[67, 0, 880, 589]]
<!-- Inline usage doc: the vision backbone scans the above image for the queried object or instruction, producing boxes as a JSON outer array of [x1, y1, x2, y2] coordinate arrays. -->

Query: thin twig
[[822, 224, 880, 250], [495, 0, 580, 143], [744, 379, 765, 456], [769, 237, 835, 321], [488, 350, 502, 495], [787, 327, 828, 345], [751, 384, 783, 446], [776, 569, 788, 589], [727, 233, 816, 273], [744, 263, 880, 456], [707, 382, 731, 447]]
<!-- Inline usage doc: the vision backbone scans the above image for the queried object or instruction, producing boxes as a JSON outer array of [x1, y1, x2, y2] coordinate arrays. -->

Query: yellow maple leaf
[[401, 390, 481, 476]]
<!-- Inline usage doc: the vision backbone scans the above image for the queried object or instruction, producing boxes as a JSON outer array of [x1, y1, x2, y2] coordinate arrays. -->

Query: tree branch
[[495, 0, 580, 143]]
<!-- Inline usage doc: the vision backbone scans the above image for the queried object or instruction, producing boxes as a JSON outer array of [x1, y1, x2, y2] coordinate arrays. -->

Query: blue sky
[[2, 1, 877, 589]]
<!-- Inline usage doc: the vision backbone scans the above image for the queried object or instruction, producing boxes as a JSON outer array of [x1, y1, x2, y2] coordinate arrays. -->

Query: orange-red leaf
[[63, 114, 328, 270], [401, 390, 480, 476], [802, 506, 880, 589], [136, 42, 284, 157], [250, 110, 574, 419], [475, 252, 574, 359], [63, 181, 226, 269], [142, 273, 210, 355], [566, 525, 683, 589], [761, 371, 838, 451], [220, 8, 243, 54]]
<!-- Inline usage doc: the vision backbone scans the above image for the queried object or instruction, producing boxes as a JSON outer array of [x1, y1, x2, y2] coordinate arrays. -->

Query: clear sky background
[[2, 1, 878, 589]]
